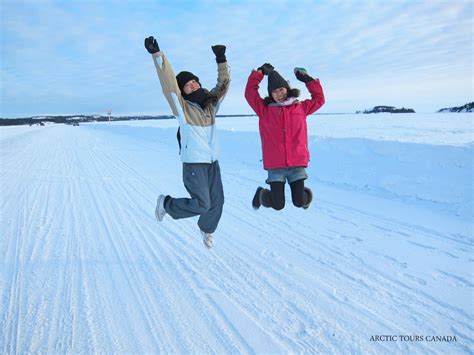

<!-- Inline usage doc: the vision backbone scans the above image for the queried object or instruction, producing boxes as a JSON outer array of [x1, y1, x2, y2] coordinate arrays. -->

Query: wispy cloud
[[1, 0, 472, 116]]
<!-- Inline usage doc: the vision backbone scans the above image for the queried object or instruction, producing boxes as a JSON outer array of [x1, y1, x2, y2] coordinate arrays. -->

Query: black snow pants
[[262, 179, 307, 210]]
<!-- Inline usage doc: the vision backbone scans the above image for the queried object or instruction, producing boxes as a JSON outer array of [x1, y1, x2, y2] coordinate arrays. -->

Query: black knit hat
[[176, 71, 200, 92], [267, 70, 290, 96]]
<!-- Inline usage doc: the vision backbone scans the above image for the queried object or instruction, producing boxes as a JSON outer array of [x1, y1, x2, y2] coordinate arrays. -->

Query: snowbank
[[308, 137, 473, 219], [216, 130, 473, 219]]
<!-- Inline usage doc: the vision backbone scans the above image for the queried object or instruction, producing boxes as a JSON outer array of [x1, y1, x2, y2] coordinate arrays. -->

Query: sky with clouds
[[1, 0, 472, 117]]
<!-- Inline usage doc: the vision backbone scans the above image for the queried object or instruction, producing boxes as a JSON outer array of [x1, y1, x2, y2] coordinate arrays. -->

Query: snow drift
[[308, 137, 472, 218]]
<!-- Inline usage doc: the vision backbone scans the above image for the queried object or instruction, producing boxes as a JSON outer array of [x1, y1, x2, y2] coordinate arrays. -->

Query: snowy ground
[[1, 113, 473, 353]]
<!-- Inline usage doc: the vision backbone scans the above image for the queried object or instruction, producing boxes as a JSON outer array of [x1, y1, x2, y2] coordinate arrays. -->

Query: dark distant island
[[356, 106, 415, 114], [437, 102, 473, 113]]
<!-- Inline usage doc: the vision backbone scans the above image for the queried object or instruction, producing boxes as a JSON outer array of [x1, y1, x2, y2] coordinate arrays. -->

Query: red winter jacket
[[244, 70, 325, 170]]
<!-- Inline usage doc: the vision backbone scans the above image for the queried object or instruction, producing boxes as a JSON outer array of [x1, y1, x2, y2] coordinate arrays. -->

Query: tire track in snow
[[78, 128, 188, 351], [1, 127, 48, 353], [71, 133, 150, 352], [3, 184, 26, 354]]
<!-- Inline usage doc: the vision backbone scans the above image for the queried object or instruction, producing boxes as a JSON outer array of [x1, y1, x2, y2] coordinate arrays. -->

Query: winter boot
[[302, 187, 313, 209], [252, 187, 264, 210], [155, 194, 167, 222], [201, 230, 214, 249]]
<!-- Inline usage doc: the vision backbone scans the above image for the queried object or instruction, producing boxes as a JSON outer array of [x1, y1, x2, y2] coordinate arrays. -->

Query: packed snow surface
[[1, 113, 473, 353]]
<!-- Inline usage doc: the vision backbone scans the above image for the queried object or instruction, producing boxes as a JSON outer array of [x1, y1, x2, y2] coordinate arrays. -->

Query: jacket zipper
[[281, 108, 289, 166], [186, 101, 214, 163]]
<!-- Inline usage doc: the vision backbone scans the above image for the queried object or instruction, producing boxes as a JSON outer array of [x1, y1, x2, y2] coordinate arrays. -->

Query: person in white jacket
[[144, 36, 230, 249]]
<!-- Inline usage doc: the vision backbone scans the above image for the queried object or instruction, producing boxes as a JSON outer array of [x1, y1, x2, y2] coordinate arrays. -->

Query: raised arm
[[244, 63, 275, 117], [209, 45, 230, 112], [144, 36, 186, 118], [294, 67, 325, 115], [243, 72, 262, 117]]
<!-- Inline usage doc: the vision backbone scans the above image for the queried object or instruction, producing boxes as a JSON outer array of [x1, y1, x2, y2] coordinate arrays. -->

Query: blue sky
[[1, 0, 472, 117]]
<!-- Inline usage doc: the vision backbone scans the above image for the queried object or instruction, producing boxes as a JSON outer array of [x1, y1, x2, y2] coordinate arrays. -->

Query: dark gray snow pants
[[164, 161, 224, 234]]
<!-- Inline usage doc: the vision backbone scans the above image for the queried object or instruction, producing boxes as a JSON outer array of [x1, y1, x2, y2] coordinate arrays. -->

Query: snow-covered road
[[1, 116, 473, 353]]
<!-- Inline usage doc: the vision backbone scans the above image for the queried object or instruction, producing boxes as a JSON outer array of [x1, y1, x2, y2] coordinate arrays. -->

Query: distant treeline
[[0, 115, 175, 126], [0, 114, 262, 127]]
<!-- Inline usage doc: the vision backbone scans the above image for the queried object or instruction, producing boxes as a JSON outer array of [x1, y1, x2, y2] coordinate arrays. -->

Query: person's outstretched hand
[[144, 36, 160, 54], [294, 67, 314, 83], [257, 63, 274, 75], [211, 45, 227, 63]]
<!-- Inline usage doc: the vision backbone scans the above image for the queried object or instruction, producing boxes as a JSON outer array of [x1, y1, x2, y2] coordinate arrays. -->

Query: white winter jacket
[[151, 51, 230, 163]]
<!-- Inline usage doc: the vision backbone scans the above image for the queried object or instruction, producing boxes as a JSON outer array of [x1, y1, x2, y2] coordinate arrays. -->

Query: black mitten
[[294, 67, 314, 83], [144, 36, 160, 54], [211, 45, 227, 63], [257, 63, 274, 75]]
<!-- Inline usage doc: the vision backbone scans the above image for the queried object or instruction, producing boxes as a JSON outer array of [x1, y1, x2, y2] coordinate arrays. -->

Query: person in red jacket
[[244, 63, 325, 210]]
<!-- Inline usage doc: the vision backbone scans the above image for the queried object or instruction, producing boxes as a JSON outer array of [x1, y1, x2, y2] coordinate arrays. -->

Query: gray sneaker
[[200, 230, 214, 249], [155, 195, 167, 222]]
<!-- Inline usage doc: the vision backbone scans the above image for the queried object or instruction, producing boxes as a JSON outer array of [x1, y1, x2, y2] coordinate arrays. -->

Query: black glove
[[294, 67, 314, 83], [144, 36, 160, 54], [211, 45, 227, 63], [257, 63, 274, 75]]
